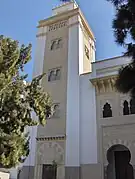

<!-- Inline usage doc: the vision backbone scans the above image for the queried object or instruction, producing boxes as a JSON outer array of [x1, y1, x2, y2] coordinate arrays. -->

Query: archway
[[106, 144, 134, 179]]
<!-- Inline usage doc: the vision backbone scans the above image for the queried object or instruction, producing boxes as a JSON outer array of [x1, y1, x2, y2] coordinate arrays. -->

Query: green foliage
[[0, 133, 29, 168], [115, 63, 135, 95], [0, 35, 53, 168], [108, 0, 135, 96]]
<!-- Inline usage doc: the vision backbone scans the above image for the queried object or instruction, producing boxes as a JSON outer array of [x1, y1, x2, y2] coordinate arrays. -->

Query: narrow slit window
[[48, 70, 55, 81], [123, 100, 130, 115]]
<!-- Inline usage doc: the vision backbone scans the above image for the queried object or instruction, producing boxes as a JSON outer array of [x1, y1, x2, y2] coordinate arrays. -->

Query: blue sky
[[0, 0, 124, 80]]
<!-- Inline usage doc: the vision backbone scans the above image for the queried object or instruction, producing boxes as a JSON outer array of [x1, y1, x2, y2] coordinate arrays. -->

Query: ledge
[[90, 75, 117, 94]]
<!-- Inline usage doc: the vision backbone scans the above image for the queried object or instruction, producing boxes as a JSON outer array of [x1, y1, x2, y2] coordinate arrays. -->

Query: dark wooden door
[[115, 151, 133, 179], [42, 165, 57, 179]]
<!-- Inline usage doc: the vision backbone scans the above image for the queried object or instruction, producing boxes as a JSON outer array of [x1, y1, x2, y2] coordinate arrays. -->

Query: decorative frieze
[[37, 141, 64, 165], [36, 135, 66, 141], [91, 75, 117, 94], [48, 20, 68, 32]]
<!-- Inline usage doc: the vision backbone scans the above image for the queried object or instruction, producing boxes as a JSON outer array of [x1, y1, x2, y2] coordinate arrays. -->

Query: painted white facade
[[91, 56, 131, 79], [0, 171, 9, 179], [80, 74, 97, 164], [34, 2, 135, 179], [65, 14, 97, 166], [32, 2, 135, 179], [66, 22, 80, 166]]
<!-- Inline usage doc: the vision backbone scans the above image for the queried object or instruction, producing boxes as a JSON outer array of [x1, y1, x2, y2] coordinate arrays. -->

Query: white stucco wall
[[89, 55, 134, 179], [91, 56, 132, 79], [65, 14, 98, 166], [7, 169, 17, 179], [66, 20, 80, 166], [80, 74, 97, 164], [0, 172, 9, 179]]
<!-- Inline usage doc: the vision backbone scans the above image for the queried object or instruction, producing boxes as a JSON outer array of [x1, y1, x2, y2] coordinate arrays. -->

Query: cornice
[[38, 8, 79, 28], [78, 9, 95, 41], [92, 55, 124, 64], [96, 66, 120, 76], [37, 8, 95, 41], [90, 75, 117, 94], [36, 135, 66, 141]]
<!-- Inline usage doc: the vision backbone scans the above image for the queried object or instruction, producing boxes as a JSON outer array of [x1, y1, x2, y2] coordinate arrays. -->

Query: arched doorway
[[106, 144, 134, 179]]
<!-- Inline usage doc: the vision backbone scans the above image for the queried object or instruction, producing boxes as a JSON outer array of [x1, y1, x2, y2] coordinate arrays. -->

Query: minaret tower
[[33, 1, 97, 179]]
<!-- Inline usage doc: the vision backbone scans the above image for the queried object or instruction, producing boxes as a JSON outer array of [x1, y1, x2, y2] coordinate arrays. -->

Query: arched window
[[50, 38, 63, 50], [50, 40, 57, 50], [123, 100, 130, 115], [103, 103, 112, 118], [55, 69, 61, 80], [130, 98, 135, 114], [57, 39, 62, 49], [48, 70, 55, 81]]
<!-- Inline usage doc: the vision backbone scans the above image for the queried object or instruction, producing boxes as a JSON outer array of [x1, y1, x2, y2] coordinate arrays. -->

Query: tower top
[[38, 0, 95, 41], [52, 0, 78, 15]]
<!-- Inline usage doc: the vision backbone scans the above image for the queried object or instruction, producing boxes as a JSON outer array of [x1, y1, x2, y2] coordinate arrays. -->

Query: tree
[[0, 35, 53, 168], [107, 0, 135, 97]]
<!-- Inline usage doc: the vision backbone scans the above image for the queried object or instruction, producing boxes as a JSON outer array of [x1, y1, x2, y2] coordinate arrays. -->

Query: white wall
[[7, 169, 17, 179], [65, 15, 98, 166], [65, 21, 80, 166], [0, 172, 9, 179], [80, 74, 98, 164], [91, 56, 132, 79]]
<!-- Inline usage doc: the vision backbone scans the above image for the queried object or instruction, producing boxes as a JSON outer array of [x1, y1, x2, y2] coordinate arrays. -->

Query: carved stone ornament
[[90, 75, 117, 94], [103, 139, 133, 165], [48, 20, 68, 32], [37, 141, 64, 165]]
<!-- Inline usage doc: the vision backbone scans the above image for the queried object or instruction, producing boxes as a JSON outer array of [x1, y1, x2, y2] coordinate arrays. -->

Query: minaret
[[33, 1, 97, 179]]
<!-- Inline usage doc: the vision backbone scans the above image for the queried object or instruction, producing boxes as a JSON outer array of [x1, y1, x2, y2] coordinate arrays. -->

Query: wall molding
[[91, 75, 117, 94], [36, 135, 66, 141]]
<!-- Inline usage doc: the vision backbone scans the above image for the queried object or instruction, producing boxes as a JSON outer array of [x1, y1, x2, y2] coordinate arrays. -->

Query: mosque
[[2, 1, 135, 179]]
